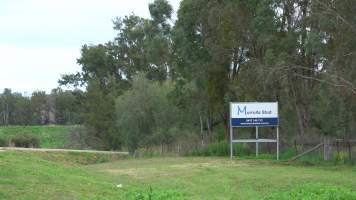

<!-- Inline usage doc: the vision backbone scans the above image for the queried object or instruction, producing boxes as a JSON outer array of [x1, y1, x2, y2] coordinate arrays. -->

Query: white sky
[[0, 0, 181, 94]]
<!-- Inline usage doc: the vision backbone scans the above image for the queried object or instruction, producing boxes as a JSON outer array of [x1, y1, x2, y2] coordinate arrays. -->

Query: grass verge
[[1, 151, 356, 199]]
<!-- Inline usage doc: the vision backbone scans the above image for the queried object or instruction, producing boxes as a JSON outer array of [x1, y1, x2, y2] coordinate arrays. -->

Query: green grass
[[263, 183, 356, 200], [0, 125, 75, 148], [0, 151, 129, 200], [87, 157, 356, 199], [1, 151, 356, 199]]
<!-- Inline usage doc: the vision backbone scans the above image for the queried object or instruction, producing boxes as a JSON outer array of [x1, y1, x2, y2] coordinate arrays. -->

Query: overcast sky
[[0, 0, 181, 95]]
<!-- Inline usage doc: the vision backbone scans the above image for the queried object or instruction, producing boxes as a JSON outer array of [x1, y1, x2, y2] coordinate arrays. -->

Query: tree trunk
[[295, 102, 309, 135], [223, 113, 229, 141], [199, 114, 204, 146]]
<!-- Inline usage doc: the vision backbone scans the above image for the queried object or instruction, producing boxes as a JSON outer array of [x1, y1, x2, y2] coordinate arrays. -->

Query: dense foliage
[[0, 88, 82, 125], [3, 0, 356, 152], [115, 74, 186, 152], [58, 0, 356, 151]]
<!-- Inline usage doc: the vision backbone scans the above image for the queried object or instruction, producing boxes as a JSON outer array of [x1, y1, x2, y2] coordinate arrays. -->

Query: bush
[[187, 141, 252, 157], [134, 148, 161, 158], [0, 137, 8, 147], [334, 151, 351, 164], [10, 134, 40, 148], [262, 183, 356, 200]]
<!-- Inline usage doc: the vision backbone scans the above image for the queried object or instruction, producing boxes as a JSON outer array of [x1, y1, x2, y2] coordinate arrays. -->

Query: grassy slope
[[87, 157, 356, 200], [0, 152, 356, 199], [0, 125, 75, 148], [0, 151, 127, 200], [1, 151, 356, 199]]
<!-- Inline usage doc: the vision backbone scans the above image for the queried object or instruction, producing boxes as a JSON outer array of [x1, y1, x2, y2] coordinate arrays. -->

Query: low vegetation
[[0, 126, 75, 148], [263, 183, 356, 200], [1, 150, 356, 199], [9, 134, 40, 148], [0, 151, 126, 200]]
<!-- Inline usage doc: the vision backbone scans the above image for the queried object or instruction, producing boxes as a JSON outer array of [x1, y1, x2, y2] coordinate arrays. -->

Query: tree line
[[0, 88, 82, 125], [4, 0, 356, 152]]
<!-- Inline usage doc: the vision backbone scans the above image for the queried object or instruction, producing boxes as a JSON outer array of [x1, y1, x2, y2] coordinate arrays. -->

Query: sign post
[[230, 102, 279, 160], [256, 126, 259, 157]]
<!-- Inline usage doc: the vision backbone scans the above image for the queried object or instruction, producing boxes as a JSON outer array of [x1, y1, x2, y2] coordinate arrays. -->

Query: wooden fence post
[[323, 138, 332, 161]]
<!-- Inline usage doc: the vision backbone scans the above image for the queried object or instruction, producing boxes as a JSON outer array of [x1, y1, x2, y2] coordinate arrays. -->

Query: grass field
[[0, 126, 75, 148], [1, 150, 356, 199]]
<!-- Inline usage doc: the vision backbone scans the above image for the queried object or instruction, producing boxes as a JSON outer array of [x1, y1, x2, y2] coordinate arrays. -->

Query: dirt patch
[[170, 161, 250, 169], [105, 168, 140, 177], [103, 168, 154, 179], [170, 162, 216, 169], [103, 167, 180, 179]]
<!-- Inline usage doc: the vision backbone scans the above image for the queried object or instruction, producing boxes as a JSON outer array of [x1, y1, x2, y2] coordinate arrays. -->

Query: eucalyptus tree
[[172, 0, 277, 139], [59, 0, 175, 149]]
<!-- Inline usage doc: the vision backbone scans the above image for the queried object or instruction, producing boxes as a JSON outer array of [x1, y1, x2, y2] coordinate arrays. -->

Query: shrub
[[10, 134, 40, 148], [262, 183, 356, 200], [0, 137, 8, 147], [334, 151, 350, 164], [187, 141, 252, 157], [134, 148, 161, 158], [279, 148, 297, 160]]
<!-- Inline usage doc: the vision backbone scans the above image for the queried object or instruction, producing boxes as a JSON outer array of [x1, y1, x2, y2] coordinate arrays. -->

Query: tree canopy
[[5, 0, 354, 152]]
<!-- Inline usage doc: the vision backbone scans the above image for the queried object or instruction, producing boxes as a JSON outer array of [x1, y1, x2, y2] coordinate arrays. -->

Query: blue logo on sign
[[237, 106, 247, 115]]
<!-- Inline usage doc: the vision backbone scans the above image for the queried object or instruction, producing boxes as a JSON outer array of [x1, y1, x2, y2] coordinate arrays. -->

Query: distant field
[[1, 151, 356, 199], [0, 125, 76, 148]]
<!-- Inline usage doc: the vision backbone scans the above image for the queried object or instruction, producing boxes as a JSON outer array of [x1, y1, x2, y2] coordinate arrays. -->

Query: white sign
[[230, 102, 278, 126]]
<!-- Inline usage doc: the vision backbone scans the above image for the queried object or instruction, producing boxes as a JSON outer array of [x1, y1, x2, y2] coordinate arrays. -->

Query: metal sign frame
[[230, 102, 279, 160]]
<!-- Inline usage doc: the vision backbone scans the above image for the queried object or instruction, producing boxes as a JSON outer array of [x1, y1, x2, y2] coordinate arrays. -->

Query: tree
[[54, 0, 356, 151], [51, 88, 82, 125], [0, 89, 13, 125], [116, 74, 181, 152], [11, 93, 32, 125], [58, 0, 176, 149], [30, 91, 49, 124]]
